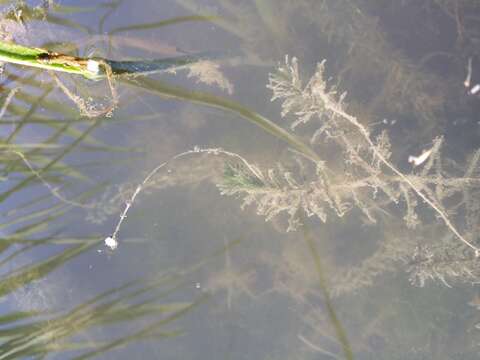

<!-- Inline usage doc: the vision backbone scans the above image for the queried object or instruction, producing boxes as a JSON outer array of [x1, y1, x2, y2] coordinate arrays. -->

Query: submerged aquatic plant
[[105, 54, 480, 295], [3, 1, 480, 358], [218, 56, 480, 253], [0, 38, 213, 80], [0, 3, 223, 357], [0, 270, 206, 359]]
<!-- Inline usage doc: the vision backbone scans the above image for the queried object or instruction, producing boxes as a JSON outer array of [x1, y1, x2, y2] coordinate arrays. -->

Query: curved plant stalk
[[107, 148, 262, 247], [121, 77, 320, 162], [301, 218, 353, 360], [0, 40, 317, 161], [108, 15, 217, 35]]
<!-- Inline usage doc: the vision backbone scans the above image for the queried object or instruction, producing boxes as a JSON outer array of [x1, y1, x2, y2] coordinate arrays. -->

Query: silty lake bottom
[[0, 0, 480, 359]]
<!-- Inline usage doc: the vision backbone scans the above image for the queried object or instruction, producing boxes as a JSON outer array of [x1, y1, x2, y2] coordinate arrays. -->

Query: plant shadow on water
[[0, 0, 480, 359]]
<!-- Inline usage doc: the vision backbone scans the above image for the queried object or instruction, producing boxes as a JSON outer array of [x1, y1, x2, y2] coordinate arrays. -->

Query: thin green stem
[[0, 40, 100, 79], [0, 39, 210, 80], [301, 218, 354, 360]]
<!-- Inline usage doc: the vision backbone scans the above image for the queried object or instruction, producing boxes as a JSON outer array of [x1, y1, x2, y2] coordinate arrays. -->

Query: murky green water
[[1, 0, 480, 359]]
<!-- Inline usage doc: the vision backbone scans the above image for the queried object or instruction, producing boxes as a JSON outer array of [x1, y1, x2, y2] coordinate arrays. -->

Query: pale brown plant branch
[[316, 86, 479, 253], [268, 56, 479, 253], [8, 150, 95, 209]]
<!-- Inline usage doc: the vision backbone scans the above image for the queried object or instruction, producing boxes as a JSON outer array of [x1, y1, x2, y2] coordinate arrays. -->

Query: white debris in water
[[87, 59, 100, 75], [470, 84, 480, 95], [408, 147, 433, 167], [104, 236, 118, 250]]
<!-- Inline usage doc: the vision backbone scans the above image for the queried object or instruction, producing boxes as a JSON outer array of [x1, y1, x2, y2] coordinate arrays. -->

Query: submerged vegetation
[[1, 0, 480, 359]]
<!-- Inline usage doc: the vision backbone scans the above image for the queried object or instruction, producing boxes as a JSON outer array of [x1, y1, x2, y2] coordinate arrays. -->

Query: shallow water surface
[[1, 1, 480, 359]]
